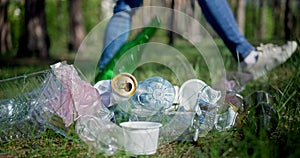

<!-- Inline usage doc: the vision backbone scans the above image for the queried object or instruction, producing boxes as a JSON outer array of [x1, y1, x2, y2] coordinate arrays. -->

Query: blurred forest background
[[0, 0, 299, 65]]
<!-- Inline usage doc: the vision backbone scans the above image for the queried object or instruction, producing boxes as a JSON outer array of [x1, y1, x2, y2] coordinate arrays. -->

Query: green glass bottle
[[95, 16, 160, 82]]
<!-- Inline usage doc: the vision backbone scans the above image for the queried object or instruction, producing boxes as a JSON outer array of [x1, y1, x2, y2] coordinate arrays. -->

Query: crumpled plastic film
[[49, 62, 121, 155], [50, 61, 111, 126]]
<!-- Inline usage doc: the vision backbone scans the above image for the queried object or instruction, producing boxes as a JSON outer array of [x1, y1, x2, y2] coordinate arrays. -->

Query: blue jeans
[[99, 0, 254, 70], [99, 0, 135, 70], [197, 0, 254, 61]]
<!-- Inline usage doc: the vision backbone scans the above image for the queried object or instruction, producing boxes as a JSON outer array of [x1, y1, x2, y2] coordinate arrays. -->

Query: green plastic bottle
[[95, 16, 160, 82]]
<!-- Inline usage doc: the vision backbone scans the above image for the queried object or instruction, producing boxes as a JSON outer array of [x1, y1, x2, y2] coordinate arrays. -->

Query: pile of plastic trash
[[52, 61, 237, 154], [0, 61, 279, 156]]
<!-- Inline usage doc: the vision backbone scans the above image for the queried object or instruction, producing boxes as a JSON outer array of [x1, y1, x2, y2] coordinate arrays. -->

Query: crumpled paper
[[50, 61, 106, 126]]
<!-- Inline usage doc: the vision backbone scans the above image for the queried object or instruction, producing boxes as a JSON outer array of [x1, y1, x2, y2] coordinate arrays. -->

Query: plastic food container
[[120, 121, 162, 155]]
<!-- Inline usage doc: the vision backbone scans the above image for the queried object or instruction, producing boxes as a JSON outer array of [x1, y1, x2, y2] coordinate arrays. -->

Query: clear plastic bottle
[[0, 90, 45, 142], [132, 76, 176, 111], [0, 70, 69, 142], [178, 79, 222, 138]]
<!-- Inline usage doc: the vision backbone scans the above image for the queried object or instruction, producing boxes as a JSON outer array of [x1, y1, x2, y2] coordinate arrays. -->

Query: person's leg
[[197, 0, 254, 61], [99, 0, 142, 70], [197, 0, 298, 79]]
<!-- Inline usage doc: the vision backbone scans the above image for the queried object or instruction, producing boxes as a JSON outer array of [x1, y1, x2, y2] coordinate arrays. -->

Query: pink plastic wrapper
[[224, 79, 237, 92], [50, 61, 103, 126]]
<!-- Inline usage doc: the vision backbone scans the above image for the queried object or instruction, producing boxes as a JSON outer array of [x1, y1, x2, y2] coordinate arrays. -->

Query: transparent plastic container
[[0, 70, 70, 142]]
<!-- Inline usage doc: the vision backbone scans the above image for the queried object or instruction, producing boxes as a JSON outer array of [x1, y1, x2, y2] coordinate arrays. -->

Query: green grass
[[0, 35, 300, 157]]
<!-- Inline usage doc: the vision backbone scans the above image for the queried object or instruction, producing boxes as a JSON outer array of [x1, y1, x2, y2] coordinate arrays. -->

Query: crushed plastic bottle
[[76, 114, 123, 155], [211, 90, 244, 131], [0, 70, 69, 142], [132, 76, 176, 111], [177, 79, 222, 138], [214, 104, 239, 131], [110, 76, 177, 125]]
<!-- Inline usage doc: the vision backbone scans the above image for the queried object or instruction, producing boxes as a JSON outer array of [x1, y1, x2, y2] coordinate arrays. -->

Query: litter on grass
[[0, 61, 278, 155]]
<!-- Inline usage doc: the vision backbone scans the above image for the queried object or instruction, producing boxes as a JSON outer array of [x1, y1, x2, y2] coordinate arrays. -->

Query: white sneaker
[[242, 41, 298, 80]]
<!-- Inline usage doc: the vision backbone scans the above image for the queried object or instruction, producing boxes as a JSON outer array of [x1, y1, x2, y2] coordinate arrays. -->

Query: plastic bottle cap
[[112, 73, 137, 97]]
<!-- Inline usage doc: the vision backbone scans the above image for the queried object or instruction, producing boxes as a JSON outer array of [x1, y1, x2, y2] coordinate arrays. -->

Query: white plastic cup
[[120, 121, 162, 155]]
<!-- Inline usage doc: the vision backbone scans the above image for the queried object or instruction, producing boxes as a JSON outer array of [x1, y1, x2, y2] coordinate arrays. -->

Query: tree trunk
[[297, 0, 300, 38], [259, 0, 265, 39], [17, 0, 50, 59], [237, 0, 246, 35], [68, 0, 85, 52], [273, 0, 283, 38], [168, 0, 175, 45], [284, 0, 292, 40], [0, 0, 13, 54]]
